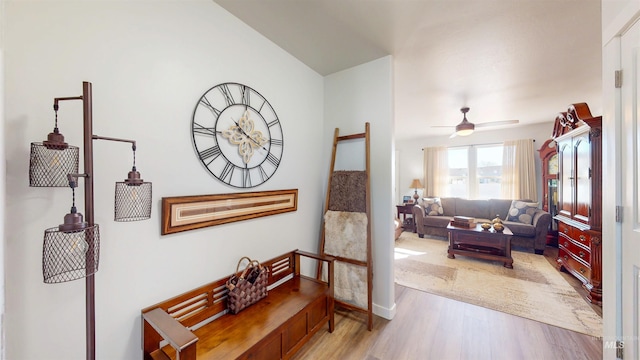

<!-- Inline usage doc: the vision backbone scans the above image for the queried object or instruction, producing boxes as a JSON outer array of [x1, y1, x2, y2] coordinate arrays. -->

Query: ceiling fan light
[[455, 123, 474, 136]]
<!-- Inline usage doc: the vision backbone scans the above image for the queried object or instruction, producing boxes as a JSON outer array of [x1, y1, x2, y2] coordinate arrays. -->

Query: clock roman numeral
[[258, 165, 268, 182], [241, 85, 250, 106], [270, 139, 283, 147], [219, 84, 235, 106], [256, 98, 267, 113], [242, 167, 251, 187], [193, 122, 217, 136], [199, 96, 221, 117], [220, 161, 235, 182], [266, 152, 280, 167], [199, 146, 222, 164], [267, 119, 280, 128]]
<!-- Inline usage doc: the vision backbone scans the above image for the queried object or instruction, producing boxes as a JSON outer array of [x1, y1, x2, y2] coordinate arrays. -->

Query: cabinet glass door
[[574, 133, 592, 224], [548, 178, 558, 231], [558, 140, 574, 218]]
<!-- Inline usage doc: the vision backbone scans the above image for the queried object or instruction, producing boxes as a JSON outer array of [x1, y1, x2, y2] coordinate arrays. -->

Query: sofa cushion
[[488, 199, 514, 222], [423, 215, 453, 227], [455, 198, 491, 220], [504, 221, 536, 237], [420, 197, 444, 216], [441, 197, 457, 216], [507, 200, 539, 224]]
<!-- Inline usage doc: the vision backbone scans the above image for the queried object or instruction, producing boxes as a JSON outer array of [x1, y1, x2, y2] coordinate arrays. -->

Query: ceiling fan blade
[[449, 132, 458, 139], [475, 120, 519, 128]]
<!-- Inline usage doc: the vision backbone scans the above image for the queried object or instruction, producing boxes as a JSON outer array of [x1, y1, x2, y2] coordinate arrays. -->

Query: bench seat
[[142, 250, 334, 360]]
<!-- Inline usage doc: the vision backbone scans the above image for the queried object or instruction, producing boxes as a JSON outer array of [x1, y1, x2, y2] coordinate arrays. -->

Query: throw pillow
[[507, 200, 539, 224], [420, 197, 444, 216]]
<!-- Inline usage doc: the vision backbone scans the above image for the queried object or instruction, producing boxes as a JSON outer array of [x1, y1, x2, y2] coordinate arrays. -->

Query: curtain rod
[[421, 139, 535, 150]]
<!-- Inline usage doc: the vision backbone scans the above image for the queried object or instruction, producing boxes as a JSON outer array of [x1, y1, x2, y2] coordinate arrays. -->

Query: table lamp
[[410, 179, 423, 203]]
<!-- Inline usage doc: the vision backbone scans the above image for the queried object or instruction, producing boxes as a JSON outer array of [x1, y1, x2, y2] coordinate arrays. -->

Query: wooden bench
[[142, 250, 335, 360]]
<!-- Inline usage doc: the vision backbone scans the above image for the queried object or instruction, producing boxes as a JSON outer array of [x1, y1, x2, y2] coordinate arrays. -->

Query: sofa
[[412, 197, 552, 254]]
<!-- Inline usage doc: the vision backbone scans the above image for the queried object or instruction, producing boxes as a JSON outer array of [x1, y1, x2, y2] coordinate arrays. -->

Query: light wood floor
[[292, 285, 602, 360], [292, 244, 603, 360]]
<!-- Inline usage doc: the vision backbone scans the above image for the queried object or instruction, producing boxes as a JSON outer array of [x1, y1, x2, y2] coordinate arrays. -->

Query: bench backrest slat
[[142, 251, 297, 329], [265, 252, 294, 285]]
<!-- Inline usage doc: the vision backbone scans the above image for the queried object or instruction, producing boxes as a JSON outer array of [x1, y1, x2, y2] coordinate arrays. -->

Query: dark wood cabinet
[[539, 138, 559, 246], [553, 103, 602, 306]]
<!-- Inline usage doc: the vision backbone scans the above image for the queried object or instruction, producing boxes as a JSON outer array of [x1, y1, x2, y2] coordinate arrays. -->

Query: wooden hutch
[[552, 103, 602, 305]]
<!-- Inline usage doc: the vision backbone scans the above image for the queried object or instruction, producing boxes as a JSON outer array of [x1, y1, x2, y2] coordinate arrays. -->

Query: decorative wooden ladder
[[317, 122, 373, 330]]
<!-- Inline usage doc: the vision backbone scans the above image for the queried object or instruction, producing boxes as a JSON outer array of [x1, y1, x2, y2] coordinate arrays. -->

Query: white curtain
[[501, 139, 537, 200], [423, 146, 448, 197]]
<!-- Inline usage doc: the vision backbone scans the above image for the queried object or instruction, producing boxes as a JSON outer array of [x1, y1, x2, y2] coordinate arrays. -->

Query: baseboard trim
[[373, 301, 396, 320]]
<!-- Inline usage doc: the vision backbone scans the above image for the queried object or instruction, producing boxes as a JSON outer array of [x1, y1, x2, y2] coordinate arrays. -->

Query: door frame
[[602, 3, 640, 359]]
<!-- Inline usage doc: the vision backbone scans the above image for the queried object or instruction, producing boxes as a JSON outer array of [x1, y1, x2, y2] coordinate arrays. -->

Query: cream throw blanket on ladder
[[323, 210, 368, 309]]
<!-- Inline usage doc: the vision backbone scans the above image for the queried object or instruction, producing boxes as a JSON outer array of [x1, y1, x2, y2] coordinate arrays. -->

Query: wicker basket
[[226, 256, 268, 314]]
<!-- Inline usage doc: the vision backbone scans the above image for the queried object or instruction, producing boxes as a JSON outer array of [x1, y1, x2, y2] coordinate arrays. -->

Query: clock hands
[[229, 112, 269, 151], [222, 110, 268, 164]]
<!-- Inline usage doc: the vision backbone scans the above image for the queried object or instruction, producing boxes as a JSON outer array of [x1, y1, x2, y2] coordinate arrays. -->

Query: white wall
[[395, 121, 556, 205], [0, 17, 6, 360], [324, 56, 396, 319], [4, 1, 327, 359]]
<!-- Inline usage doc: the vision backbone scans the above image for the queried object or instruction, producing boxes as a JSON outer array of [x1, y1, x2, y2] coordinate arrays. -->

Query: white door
[[621, 19, 640, 360]]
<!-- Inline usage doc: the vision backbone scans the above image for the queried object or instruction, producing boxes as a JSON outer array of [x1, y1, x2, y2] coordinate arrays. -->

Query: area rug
[[394, 232, 602, 337]]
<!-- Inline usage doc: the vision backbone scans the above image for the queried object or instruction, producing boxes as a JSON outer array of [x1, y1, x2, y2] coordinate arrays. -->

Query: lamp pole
[[81, 81, 96, 360], [54, 82, 97, 360], [78, 82, 141, 360]]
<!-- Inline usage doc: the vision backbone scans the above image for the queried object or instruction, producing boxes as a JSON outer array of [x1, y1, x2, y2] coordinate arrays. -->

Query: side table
[[396, 204, 416, 233]]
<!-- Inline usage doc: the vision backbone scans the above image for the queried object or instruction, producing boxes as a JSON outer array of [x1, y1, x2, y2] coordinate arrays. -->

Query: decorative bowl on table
[[481, 223, 492, 231], [492, 215, 503, 224], [493, 223, 505, 232]]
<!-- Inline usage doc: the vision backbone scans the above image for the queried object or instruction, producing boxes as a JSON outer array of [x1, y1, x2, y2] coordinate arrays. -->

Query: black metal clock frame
[[191, 82, 284, 188]]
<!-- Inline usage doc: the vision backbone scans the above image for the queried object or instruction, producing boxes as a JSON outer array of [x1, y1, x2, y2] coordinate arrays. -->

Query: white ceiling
[[213, 0, 602, 141]]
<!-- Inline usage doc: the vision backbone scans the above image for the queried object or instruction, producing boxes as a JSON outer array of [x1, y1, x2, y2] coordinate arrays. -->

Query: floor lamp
[[29, 81, 152, 360]]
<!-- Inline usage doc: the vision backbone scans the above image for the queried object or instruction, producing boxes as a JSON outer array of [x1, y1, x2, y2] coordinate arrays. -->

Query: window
[[447, 147, 469, 198], [445, 144, 503, 199]]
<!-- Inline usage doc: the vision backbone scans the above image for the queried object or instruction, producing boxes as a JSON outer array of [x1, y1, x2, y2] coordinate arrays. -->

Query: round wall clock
[[191, 82, 284, 188]]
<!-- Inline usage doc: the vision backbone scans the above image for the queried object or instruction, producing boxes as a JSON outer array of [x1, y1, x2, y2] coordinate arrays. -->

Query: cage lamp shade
[[114, 168, 152, 221], [29, 129, 79, 187], [42, 209, 100, 284]]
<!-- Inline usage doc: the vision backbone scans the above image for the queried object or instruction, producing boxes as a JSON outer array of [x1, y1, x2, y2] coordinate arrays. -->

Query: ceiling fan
[[434, 107, 519, 138]]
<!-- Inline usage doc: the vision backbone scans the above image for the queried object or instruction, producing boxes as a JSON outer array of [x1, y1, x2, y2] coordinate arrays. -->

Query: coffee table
[[447, 222, 514, 268]]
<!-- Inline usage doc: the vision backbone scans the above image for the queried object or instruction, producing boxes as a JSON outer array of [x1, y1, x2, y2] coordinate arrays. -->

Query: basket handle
[[235, 257, 261, 279]]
